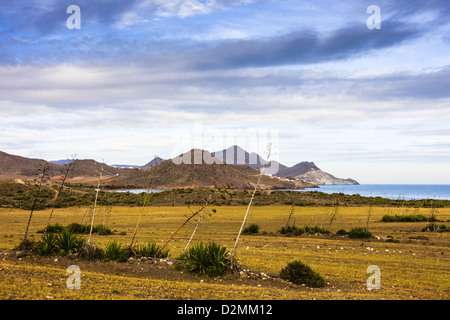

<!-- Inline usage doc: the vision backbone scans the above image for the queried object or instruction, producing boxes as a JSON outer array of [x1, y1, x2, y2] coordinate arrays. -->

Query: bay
[[298, 184, 450, 200], [114, 189, 164, 194]]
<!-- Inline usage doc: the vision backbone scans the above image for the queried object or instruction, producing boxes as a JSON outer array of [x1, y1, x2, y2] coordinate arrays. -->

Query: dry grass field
[[0, 205, 449, 300]]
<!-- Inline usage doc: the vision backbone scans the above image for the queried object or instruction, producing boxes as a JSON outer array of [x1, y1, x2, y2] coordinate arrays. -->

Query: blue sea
[[298, 184, 450, 201], [115, 189, 164, 194], [115, 185, 450, 200]]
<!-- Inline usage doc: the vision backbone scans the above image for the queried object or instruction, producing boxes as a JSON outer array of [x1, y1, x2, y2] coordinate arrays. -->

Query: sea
[[297, 184, 450, 201], [115, 185, 450, 201], [115, 189, 164, 194]]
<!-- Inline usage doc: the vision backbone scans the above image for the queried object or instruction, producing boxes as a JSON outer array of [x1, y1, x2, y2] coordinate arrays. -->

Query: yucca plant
[[134, 241, 168, 258], [38, 232, 57, 256], [104, 240, 131, 262], [180, 242, 231, 276], [54, 229, 85, 254]]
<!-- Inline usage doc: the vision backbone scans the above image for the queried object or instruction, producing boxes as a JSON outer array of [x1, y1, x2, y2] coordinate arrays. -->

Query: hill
[[0, 151, 63, 179], [212, 145, 287, 175], [211, 146, 359, 185], [140, 156, 166, 169], [108, 149, 309, 190], [0, 149, 310, 190]]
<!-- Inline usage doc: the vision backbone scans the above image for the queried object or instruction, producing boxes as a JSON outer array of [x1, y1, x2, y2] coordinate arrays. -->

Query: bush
[[67, 223, 91, 234], [279, 225, 330, 236], [180, 242, 231, 276], [134, 241, 168, 258], [381, 214, 439, 223], [348, 227, 373, 239], [16, 238, 37, 252], [38, 223, 65, 234], [104, 240, 131, 262], [95, 225, 114, 235], [279, 260, 326, 288], [242, 223, 259, 235], [67, 223, 113, 235], [78, 243, 105, 260], [303, 225, 330, 235], [336, 229, 348, 235], [422, 223, 448, 232]]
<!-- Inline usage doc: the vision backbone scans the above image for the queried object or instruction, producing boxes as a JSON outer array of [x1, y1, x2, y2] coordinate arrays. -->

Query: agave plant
[[38, 232, 57, 256], [181, 242, 231, 276], [54, 228, 85, 254], [104, 240, 131, 262], [134, 241, 168, 258]]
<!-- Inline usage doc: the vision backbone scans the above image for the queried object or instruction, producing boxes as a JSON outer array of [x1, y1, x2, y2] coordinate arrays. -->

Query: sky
[[1, 0, 449, 184]]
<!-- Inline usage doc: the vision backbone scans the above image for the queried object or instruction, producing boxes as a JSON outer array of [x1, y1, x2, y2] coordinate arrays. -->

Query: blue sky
[[1, 0, 449, 183]]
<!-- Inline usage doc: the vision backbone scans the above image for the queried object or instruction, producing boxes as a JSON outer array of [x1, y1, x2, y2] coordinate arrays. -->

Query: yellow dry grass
[[0, 205, 449, 300]]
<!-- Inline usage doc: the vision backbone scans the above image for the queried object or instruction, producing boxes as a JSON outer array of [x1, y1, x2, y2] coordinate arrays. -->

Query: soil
[[0, 248, 305, 292]]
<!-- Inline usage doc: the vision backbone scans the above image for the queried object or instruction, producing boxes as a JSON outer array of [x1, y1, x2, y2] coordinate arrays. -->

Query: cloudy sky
[[1, 0, 449, 183]]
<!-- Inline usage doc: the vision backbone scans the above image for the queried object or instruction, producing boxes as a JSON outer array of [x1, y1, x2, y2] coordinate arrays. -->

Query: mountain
[[0, 151, 63, 179], [211, 145, 287, 175], [0, 146, 357, 188], [0, 149, 310, 190], [140, 156, 166, 169], [0, 150, 121, 184], [211, 146, 359, 185], [108, 149, 309, 190], [279, 166, 359, 185], [49, 159, 73, 166]]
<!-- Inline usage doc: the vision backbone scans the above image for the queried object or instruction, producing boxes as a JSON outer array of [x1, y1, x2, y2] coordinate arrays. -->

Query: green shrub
[[78, 243, 105, 260], [134, 241, 168, 258], [280, 225, 301, 235], [66, 223, 113, 235], [38, 223, 65, 234], [303, 225, 330, 235], [180, 242, 231, 276], [242, 223, 259, 235], [348, 227, 373, 239], [104, 240, 131, 262], [95, 225, 113, 235], [336, 229, 348, 235], [422, 223, 448, 232], [381, 214, 439, 222], [279, 260, 326, 288], [280, 225, 330, 236]]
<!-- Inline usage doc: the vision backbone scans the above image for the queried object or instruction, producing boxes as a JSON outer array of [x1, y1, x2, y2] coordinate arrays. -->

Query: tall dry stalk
[[24, 164, 48, 241], [182, 206, 204, 255], [129, 166, 159, 250], [156, 188, 228, 257], [286, 204, 295, 228], [88, 167, 103, 244], [44, 156, 75, 236], [230, 144, 271, 262], [328, 202, 339, 229], [365, 203, 373, 230]]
